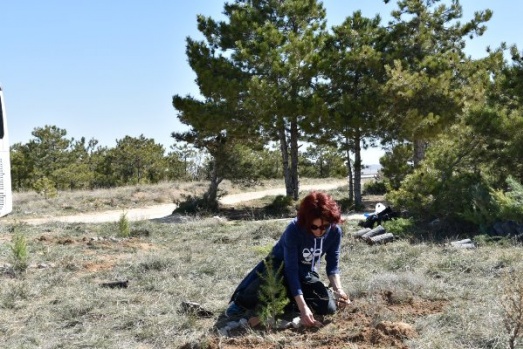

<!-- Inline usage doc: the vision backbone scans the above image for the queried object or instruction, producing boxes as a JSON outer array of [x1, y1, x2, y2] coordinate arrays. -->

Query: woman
[[226, 191, 350, 327]]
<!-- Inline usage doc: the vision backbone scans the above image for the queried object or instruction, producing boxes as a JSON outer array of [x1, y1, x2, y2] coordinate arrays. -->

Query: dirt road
[[13, 181, 366, 225]]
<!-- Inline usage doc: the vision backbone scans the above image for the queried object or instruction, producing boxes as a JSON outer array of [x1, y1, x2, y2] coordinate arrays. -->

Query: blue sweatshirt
[[271, 218, 342, 297]]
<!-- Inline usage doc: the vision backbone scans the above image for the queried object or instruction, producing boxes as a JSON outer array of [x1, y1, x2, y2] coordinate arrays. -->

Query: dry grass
[[11, 178, 345, 219], [1, 179, 522, 348]]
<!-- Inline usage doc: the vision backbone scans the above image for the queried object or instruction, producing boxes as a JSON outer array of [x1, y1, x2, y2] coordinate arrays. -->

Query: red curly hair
[[296, 191, 342, 231]]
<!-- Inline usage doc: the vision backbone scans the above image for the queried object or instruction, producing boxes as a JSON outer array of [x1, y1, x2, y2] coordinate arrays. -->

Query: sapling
[[10, 231, 29, 273], [256, 258, 289, 330], [118, 212, 131, 237]]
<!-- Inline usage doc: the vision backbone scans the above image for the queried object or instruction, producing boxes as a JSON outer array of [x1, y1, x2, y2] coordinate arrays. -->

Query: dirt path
[[11, 181, 367, 225], [219, 181, 347, 205]]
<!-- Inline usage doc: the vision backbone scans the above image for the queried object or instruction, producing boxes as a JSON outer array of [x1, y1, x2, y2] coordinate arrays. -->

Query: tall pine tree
[[382, 0, 492, 165], [173, 0, 329, 200]]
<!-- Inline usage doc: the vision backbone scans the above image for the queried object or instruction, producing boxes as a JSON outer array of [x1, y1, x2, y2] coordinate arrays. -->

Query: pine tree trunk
[[346, 145, 354, 204], [354, 131, 362, 208], [204, 159, 222, 211], [289, 118, 299, 200], [413, 139, 426, 167], [279, 126, 293, 198]]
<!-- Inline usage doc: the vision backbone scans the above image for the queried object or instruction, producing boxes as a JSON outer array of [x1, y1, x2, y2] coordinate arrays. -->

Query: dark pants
[[231, 256, 336, 315]]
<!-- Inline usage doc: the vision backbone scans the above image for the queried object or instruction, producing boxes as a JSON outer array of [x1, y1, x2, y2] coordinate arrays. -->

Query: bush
[[363, 180, 387, 195], [264, 195, 295, 217], [336, 197, 353, 212], [382, 218, 416, 239], [387, 111, 523, 237], [33, 177, 58, 199], [386, 137, 494, 233], [459, 176, 523, 233], [494, 176, 523, 222], [174, 195, 217, 214]]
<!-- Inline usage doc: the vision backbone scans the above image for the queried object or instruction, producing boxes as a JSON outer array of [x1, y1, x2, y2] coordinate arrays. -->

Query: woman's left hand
[[334, 289, 351, 309]]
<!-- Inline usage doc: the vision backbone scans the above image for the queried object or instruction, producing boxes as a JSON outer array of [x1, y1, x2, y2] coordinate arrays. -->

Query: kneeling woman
[[226, 191, 350, 327]]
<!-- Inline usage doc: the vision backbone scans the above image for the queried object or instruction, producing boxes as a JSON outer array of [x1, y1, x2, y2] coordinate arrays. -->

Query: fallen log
[[353, 228, 371, 238], [361, 225, 386, 240], [369, 233, 394, 245]]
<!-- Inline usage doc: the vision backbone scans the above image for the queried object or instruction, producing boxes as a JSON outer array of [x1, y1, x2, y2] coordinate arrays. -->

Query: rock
[[179, 301, 213, 317]]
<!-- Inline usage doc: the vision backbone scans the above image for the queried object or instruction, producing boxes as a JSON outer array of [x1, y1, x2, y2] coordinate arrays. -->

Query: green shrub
[[459, 176, 523, 233], [474, 234, 514, 247], [336, 197, 353, 212], [387, 159, 490, 231], [264, 195, 295, 217], [363, 180, 388, 195], [174, 195, 217, 214], [33, 177, 58, 199], [494, 176, 523, 222], [460, 182, 500, 232], [382, 218, 416, 239], [387, 112, 523, 236]]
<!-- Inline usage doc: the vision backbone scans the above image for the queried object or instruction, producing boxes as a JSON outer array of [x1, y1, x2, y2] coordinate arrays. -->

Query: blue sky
[[1, 1, 521, 165]]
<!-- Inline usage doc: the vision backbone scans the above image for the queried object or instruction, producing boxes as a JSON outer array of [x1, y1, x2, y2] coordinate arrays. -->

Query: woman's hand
[[300, 305, 323, 328], [334, 289, 351, 309], [295, 294, 322, 327]]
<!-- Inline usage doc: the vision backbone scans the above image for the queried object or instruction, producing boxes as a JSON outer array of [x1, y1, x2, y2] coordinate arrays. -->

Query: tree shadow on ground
[[217, 194, 388, 221], [159, 193, 389, 223]]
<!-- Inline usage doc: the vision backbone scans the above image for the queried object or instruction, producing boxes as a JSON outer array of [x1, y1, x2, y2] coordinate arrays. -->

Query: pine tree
[[173, 0, 330, 200], [320, 11, 387, 207], [256, 258, 289, 330], [382, 0, 493, 165]]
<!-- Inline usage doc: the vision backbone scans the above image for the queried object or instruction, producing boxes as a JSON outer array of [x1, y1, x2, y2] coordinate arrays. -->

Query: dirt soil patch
[[182, 295, 445, 349], [31, 234, 157, 276]]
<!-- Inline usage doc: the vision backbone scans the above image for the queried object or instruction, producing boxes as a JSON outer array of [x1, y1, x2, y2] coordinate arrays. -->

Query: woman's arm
[[328, 273, 343, 292], [294, 294, 323, 327], [328, 273, 351, 306], [325, 225, 342, 276]]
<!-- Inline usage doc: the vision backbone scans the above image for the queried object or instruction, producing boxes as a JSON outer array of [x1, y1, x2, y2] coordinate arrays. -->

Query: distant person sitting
[[358, 204, 400, 229], [225, 191, 350, 327]]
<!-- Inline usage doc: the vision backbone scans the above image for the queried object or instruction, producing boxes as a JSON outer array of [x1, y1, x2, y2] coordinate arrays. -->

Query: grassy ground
[[1, 180, 522, 348]]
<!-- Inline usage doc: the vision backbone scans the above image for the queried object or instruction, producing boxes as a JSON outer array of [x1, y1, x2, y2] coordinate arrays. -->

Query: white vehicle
[[0, 87, 13, 217]]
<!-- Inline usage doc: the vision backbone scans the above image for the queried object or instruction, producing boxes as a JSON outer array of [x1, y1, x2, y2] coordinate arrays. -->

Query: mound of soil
[[181, 294, 446, 349]]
